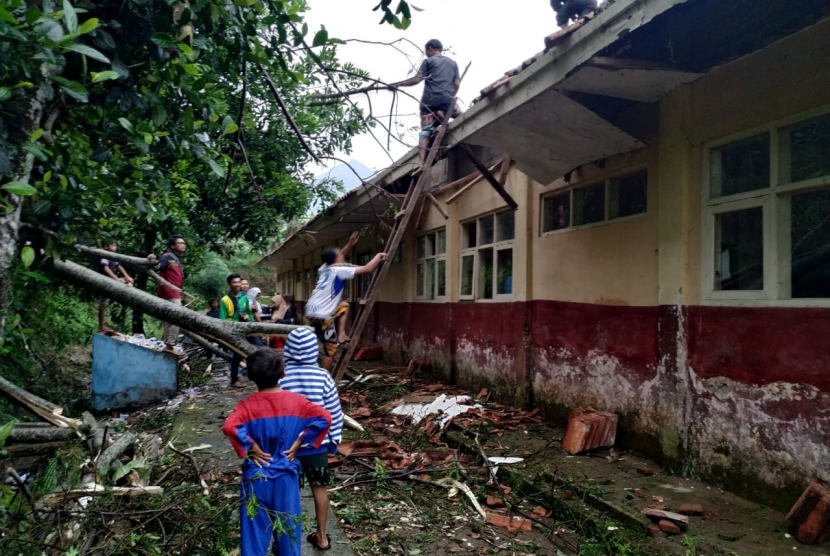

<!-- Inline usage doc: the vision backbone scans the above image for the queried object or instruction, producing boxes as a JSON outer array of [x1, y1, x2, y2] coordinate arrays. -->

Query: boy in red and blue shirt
[[222, 348, 331, 556]]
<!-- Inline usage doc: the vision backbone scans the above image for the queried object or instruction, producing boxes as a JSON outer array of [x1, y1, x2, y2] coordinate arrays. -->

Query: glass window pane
[[543, 192, 570, 232], [416, 262, 425, 297], [436, 229, 446, 254], [478, 248, 493, 299], [461, 255, 474, 296], [437, 259, 446, 297], [791, 187, 830, 298], [715, 207, 764, 291], [574, 183, 605, 225], [780, 115, 830, 185], [463, 221, 477, 248], [609, 170, 648, 219], [496, 211, 515, 242], [416, 236, 426, 259], [426, 258, 436, 300], [710, 134, 770, 198], [497, 249, 513, 295], [480, 215, 494, 245], [426, 234, 435, 257]]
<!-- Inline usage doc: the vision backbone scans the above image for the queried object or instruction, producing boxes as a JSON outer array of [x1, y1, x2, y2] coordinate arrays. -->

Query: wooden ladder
[[332, 78, 467, 382]]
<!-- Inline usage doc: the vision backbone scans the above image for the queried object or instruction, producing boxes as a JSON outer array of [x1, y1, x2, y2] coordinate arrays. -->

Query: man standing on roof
[[305, 231, 386, 371], [395, 39, 460, 167], [551, 0, 597, 27]]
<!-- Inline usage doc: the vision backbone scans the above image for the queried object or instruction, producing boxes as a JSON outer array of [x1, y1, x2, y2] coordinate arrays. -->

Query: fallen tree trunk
[[53, 259, 304, 355], [0, 375, 63, 416], [4, 441, 71, 455], [7, 425, 76, 443]]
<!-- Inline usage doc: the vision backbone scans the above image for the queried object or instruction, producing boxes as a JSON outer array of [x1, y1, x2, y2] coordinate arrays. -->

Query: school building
[[260, 0, 830, 510]]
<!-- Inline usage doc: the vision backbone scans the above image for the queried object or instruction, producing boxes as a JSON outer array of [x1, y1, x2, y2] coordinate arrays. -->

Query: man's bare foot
[[230, 381, 242, 388], [337, 334, 351, 345]]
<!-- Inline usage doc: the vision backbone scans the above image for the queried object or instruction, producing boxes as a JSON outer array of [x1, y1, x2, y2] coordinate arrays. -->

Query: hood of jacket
[[283, 328, 319, 366]]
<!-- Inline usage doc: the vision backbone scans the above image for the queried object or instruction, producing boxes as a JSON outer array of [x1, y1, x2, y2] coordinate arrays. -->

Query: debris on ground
[[352, 344, 383, 361], [787, 478, 830, 544], [561, 407, 617, 454]]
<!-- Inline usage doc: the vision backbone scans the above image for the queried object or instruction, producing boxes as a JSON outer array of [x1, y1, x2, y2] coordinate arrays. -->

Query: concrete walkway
[[171, 360, 354, 556]]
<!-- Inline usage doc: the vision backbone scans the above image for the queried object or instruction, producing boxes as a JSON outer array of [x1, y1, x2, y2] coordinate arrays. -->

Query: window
[[541, 169, 648, 233], [460, 211, 514, 300], [704, 111, 830, 302], [356, 252, 372, 299], [415, 228, 446, 300]]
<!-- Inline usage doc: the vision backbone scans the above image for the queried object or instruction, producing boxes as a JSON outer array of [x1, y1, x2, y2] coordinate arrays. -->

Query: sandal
[[306, 532, 332, 551]]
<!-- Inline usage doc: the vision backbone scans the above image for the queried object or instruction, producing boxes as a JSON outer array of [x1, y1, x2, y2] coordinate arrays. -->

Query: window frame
[[702, 105, 830, 307], [460, 210, 515, 301], [540, 166, 649, 236], [414, 228, 447, 302]]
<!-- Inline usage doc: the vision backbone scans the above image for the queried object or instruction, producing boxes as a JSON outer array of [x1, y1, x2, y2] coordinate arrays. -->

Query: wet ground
[[169, 358, 354, 556], [151, 354, 830, 556]]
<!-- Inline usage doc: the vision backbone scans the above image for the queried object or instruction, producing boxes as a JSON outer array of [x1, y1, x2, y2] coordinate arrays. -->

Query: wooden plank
[[332, 65, 471, 382], [460, 145, 519, 210], [426, 193, 449, 219]]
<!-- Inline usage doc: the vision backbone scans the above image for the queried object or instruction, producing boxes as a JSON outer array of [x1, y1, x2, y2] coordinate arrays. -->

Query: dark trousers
[[229, 336, 264, 384], [552, 0, 596, 25]]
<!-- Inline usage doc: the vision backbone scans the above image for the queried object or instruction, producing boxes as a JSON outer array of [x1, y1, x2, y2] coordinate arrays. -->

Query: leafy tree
[[0, 0, 416, 340]]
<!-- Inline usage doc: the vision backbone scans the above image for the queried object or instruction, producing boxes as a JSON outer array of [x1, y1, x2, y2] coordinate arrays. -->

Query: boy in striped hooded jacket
[[279, 328, 344, 551]]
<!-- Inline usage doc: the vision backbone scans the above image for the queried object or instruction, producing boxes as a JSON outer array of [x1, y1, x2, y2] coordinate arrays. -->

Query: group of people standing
[[207, 273, 297, 387]]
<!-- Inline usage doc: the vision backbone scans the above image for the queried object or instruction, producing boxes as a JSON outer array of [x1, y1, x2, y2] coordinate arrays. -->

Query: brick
[[486, 495, 504, 508], [642, 509, 689, 529], [787, 478, 830, 545], [637, 465, 655, 476], [562, 407, 618, 454], [678, 503, 705, 517], [647, 524, 662, 538], [562, 490, 574, 501], [486, 511, 533, 533], [635, 490, 645, 499], [353, 344, 382, 361], [648, 503, 667, 511], [658, 519, 682, 535]]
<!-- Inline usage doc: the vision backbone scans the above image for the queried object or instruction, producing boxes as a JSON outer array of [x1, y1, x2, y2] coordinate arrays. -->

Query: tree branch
[[257, 63, 321, 164], [52, 259, 303, 356]]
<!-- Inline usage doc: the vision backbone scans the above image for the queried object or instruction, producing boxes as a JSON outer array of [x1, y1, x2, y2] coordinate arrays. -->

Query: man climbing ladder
[[305, 231, 386, 371]]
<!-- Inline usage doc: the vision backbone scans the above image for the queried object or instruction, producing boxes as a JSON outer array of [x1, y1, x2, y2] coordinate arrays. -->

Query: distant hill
[[314, 159, 374, 192]]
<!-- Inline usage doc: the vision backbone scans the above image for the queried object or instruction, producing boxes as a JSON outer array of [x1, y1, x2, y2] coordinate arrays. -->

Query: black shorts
[[420, 102, 452, 116], [298, 452, 330, 487]]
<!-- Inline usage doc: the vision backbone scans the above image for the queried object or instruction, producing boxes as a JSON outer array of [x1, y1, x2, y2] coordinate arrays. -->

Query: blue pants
[[240, 473, 302, 556]]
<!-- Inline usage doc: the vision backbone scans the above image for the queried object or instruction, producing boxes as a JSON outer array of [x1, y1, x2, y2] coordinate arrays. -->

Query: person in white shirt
[[305, 232, 385, 370]]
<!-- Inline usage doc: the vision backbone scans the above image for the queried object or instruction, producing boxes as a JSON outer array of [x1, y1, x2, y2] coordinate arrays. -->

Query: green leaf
[[91, 70, 119, 83], [151, 32, 175, 48], [224, 123, 238, 135], [152, 105, 167, 126], [0, 7, 16, 24], [220, 115, 234, 134], [21, 246, 35, 267], [63, 43, 110, 63], [30, 129, 44, 142], [312, 28, 328, 47], [207, 158, 226, 178], [13, 82, 34, 89], [118, 117, 133, 132], [179, 62, 200, 76], [0, 88, 10, 102], [1, 181, 37, 196], [63, 0, 77, 33], [0, 420, 15, 448], [22, 145, 48, 161], [78, 17, 98, 34]]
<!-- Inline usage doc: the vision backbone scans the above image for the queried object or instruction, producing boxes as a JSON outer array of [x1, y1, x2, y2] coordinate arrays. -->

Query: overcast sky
[[304, 0, 562, 175]]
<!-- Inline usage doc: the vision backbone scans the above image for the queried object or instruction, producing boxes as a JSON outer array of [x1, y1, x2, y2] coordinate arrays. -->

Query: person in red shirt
[[222, 348, 331, 556], [149, 235, 186, 350]]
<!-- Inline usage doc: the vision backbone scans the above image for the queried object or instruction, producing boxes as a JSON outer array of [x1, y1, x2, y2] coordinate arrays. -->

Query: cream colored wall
[[530, 148, 660, 306], [659, 17, 830, 306]]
